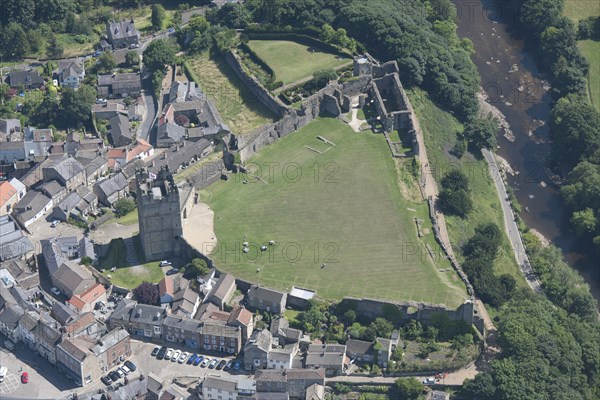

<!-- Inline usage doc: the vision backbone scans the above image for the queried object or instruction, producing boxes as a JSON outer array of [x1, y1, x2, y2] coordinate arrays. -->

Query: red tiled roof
[[158, 277, 173, 296], [229, 306, 252, 326], [80, 283, 106, 303], [68, 295, 86, 311], [0, 181, 17, 207]]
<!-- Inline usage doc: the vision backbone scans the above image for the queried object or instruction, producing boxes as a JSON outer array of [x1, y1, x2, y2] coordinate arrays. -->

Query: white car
[[50, 220, 60, 228], [50, 287, 61, 296], [159, 260, 172, 267], [200, 358, 210, 367], [422, 377, 435, 385], [119, 365, 131, 375], [178, 352, 188, 363], [115, 368, 124, 378], [165, 348, 174, 359], [171, 350, 181, 362]]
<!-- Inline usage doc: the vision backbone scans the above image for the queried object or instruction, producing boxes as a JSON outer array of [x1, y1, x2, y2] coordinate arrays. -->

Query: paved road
[[482, 149, 543, 293], [138, 89, 156, 140]]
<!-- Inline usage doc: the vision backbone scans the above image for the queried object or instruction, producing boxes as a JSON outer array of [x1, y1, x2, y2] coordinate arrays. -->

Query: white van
[[0, 366, 8, 382]]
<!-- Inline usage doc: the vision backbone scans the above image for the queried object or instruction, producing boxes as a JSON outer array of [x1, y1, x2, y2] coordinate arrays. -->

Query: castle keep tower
[[136, 167, 183, 261]]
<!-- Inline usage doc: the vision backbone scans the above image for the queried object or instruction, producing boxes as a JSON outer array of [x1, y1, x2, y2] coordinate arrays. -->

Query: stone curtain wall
[[223, 51, 289, 119], [187, 159, 226, 190]]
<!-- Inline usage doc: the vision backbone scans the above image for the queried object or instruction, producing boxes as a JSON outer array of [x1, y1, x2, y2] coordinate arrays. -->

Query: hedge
[[239, 42, 275, 79]]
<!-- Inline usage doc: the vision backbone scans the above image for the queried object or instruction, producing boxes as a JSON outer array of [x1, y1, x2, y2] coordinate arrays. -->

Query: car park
[[178, 352, 188, 363], [50, 287, 61, 296], [232, 361, 241, 370], [157, 346, 167, 359], [171, 350, 181, 362], [119, 366, 130, 375], [124, 360, 137, 371], [165, 348, 174, 359], [187, 353, 198, 365], [223, 360, 233, 371], [200, 358, 210, 367], [151, 346, 160, 357], [208, 359, 219, 369], [216, 360, 227, 370], [193, 355, 204, 366], [108, 371, 120, 381]]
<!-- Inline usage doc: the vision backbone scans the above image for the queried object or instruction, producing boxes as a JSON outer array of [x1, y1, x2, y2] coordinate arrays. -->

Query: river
[[452, 0, 599, 298]]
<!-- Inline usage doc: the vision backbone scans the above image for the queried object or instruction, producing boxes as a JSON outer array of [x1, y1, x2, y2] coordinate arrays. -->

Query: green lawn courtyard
[[246, 40, 351, 84], [97, 238, 164, 289], [201, 118, 467, 307]]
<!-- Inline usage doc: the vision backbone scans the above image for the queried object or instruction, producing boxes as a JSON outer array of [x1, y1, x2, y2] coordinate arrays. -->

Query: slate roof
[[58, 58, 84, 79], [44, 157, 85, 181], [92, 328, 129, 355], [209, 272, 236, 304], [0, 303, 24, 327], [7, 70, 43, 87], [52, 262, 93, 292], [163, 315, 202, 333], [96, 172, 128, 197], [147, 139, 210, 174], [13, 191, 52, 223], [248, 285, 287, 305], [305, 344, 347, 368], [157, 122, 186, 142], [247, 329, 272, 352], [172, 287, 198, 316], [37, 180, 64, 197], [203, 376, 237, 392], [107, 20, 140, 43], [58, 339, 89, 362], [130, 304, 166, 325], [51, 301, 77, 325], [40, 236, 80, 275], [109, 114, 132, 146]]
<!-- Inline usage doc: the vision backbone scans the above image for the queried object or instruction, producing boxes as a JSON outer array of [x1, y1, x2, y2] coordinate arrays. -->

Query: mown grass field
[[564, 0, 600, 21], [564, 0, 600, 110], [186, 53, 276, 135], [407, 88, 525, 289], [202, 118, 467, 307], [579, 40, 600, 111], [246, 40, 350, 84]]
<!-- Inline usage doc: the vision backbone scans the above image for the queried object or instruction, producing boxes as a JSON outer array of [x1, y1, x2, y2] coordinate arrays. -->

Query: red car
[[21, 372, 28, 383]]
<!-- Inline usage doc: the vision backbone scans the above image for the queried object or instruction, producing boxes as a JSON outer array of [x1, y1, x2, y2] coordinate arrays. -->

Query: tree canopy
[[142, 39, 178, 72]]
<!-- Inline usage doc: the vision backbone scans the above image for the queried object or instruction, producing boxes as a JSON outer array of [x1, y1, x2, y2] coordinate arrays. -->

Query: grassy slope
[[202, 118, 467, 307], [564, 0, 600, 110], [187, 52, 276, 135], [247, 40, 349, 84], [407, 88, 526, 288]]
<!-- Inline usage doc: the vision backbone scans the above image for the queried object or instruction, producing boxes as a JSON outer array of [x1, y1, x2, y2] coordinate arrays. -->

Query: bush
[[133, 281, 159, 305], [114, 198, 135, 217]]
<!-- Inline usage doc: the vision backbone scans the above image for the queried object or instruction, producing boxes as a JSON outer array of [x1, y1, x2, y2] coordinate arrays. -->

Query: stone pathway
[[348, 96, 365, 132]]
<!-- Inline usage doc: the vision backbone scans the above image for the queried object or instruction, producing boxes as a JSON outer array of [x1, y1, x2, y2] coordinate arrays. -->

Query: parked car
[[422, 377, 435, 385], [108, 371, 120, 381], [115, 368, 124, 378], [187, 353, 198, 365], [168, 28, 175, 33], [159, 260, 172, 267], [124, 360, 137, 371], [0, 366, 7, 382], [50, 287, 61, 296], [208, 359, 219, 369], [21, 372, 28, 383], [165, 348, 174, 359], [151, 346, 160, 357], [178, 352, 188, 363], [232, 361, 241, 371], [101, 375, 112, 385], [193, 355, 204, 366], [50, 220, 60, 227], [157, 346, 167, 359], [166, 268, 179, 276], [200, 358, 210, 367], [119, 365, 130, 375], [171, 350, 181, 362], [223, 360, 233, 371], [216, 360, 227, 370]]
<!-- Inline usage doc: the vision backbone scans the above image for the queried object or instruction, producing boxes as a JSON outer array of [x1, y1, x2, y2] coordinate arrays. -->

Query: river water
[[452, 0, 599, 298]]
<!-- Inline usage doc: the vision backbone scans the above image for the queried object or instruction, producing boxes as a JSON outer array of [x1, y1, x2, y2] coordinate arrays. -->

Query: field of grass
[[186, 53, 276, 135], [202, 118, 467, 307], [564, 0, 600, 21], [407, 88, 525, 288], [115, 208, 139, 226], [98, 237, 164, 288], [579, 40, 600, 110], [247, 40, 350, 84]]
